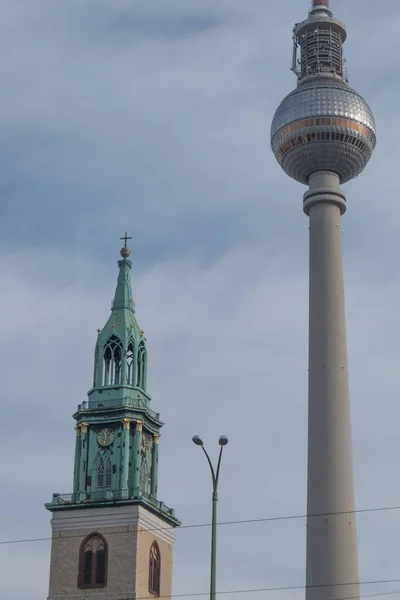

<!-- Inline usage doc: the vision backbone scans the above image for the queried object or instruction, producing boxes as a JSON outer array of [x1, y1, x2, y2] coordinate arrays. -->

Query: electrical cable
[[135, 587, 400, 600], [47, 584, 400, 600], [2, 502, 400, 546]]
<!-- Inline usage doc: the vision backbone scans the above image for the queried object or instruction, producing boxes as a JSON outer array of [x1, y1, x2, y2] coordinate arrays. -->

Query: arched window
[[102, 335, 122, 386], [141, 460, 152, 495], [78, 533, 108, 589], [97, 454, 112, 488], [93, 344, 99, 387], [127, 339, 135, 385], [149, 541, 161, 596], [137, 342, 147, 390]]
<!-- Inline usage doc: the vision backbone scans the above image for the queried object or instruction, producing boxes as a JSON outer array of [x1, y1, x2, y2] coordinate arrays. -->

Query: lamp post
[[192, 435, 228, 600]]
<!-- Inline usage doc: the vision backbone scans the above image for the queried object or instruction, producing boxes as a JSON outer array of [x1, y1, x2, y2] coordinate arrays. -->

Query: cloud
[[1, 0, 400, 599]]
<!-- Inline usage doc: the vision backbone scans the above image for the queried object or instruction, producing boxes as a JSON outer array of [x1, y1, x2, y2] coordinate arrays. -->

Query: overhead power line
[[2, 502, 400, 546], [47, 584, 400, 600], [138, 586, 400, 600]]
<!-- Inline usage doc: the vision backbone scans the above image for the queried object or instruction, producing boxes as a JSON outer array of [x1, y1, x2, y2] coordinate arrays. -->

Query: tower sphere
[[120, 246, 131, 258], [270, 0, 376, 185], [271, 79, 376, 185]]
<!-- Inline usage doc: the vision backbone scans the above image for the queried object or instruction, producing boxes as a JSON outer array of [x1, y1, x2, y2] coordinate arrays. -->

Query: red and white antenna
[[310, 0, 332, 18], [312, 0, 329, 7]]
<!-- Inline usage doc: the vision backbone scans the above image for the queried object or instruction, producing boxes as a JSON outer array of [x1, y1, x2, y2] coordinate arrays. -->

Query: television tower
[[271, 2, 376, 600]]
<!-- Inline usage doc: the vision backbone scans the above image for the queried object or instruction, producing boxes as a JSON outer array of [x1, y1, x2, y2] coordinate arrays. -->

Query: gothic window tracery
[[78, 533, 108, 589], [140, 458, 147, 492], [140, 456, 151, 495], [127, 338, 135, 385], [140, 434, 152, 494], [94, 344, 99, 387], [149, 541, 161, 596], [97, 454, 112, 488], [137, 342, 147, 390], [102, 335, 122, 386]]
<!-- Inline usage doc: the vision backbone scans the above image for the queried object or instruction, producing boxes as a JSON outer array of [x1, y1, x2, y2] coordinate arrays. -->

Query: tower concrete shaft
[[304, 171, 359, 600], [271, 1, 375, 597]]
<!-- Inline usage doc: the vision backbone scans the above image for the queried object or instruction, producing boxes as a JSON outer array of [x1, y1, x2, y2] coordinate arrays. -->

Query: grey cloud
[[77, 11, 224, 42], [2, 238, 400, 599], [1, 0, 400, 599]]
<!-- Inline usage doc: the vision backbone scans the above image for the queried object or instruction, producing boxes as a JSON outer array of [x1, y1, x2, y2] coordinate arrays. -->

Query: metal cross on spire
[[120, 232, 132, 259], [120, 232, 132, 248]]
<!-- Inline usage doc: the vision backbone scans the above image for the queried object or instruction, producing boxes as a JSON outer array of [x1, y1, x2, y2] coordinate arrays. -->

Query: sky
[[1, 0, 400, 598]]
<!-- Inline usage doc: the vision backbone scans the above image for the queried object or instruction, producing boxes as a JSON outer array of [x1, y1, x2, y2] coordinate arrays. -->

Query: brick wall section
[[48, 526, 137, 597], [135, 529, 173, 600], [47, 504, 176, 600]]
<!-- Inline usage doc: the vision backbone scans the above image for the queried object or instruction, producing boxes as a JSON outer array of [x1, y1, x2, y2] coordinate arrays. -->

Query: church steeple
[[112, 233, 135, 312], [92, 234, 147, 394], [45, 236, 179, 600]]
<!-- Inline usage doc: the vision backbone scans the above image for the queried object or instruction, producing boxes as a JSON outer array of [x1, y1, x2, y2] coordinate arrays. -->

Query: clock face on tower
[[97, 428, 115, 447]]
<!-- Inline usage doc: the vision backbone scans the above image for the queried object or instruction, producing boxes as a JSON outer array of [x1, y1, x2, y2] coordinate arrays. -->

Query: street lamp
[[192, 435, 228, 600]]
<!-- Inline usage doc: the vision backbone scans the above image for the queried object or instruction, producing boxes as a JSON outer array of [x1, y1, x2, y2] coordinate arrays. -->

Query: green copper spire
[[93, 235, 147, 393], [112, 233, 135, 312], [46, 235, 179, 528]]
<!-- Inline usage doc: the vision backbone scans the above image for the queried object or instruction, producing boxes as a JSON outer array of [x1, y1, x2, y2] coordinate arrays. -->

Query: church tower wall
[[48, 505, 175, 600], [46, 236, 179, 600]]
